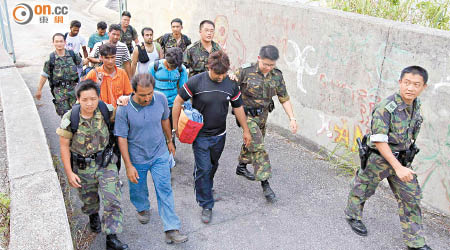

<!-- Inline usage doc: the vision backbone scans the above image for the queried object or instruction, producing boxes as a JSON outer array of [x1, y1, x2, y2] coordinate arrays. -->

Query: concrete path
[[9, 0, 449, 249]]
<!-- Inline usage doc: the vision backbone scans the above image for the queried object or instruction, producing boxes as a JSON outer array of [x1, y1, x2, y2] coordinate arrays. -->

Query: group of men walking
[[35, 10, 432, 250]]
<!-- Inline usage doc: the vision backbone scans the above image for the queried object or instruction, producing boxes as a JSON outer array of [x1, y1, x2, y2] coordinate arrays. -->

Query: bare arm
[[162, 119, 175, 155], [118, 137, 139, 183], [131, 48, 139, 77], [59, 136, 81, 188], [374, 142, 415, 182], [281, 100, 297, 134], [35, 76, 48, 100], [232, 106, 251, 147], [172, 95, 185, 137], [82, 46, 88, 58], [123, 61, 132, 80], [88, 57, 101, 64]]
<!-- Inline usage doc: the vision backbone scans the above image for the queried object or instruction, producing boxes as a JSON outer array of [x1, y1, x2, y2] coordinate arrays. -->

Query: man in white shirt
[[65, 20, 88, 58]]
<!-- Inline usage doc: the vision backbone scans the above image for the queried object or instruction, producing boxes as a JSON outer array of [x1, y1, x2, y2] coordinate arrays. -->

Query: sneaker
[[137, 210, 150, 224], [201, 208, 212, 224], [212, 189, 222, 201], [165, 230, 188, 244]]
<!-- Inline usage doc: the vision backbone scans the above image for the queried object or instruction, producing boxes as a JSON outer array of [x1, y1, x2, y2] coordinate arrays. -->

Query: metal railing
[[0, 0, 15, 63]]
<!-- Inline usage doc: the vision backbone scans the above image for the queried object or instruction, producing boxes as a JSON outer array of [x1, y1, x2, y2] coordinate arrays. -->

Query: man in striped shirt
[[89, 24, 132, 79]]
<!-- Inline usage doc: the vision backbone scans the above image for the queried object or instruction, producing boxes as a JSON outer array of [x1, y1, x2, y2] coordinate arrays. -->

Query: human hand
[[243, 130, 252, 148], [126, 165, 140, 184], [117, 95, 130, 106], [35, 90, 42, 100], [67, 171, 81, 188], [395, 166, 416, 182], [228, 72, 238, 81], [289, 119, 297, 134], [167, 142, 176, 156]]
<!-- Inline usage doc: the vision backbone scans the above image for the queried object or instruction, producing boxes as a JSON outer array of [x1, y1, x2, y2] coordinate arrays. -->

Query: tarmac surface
[[7, 0, 450, 249]]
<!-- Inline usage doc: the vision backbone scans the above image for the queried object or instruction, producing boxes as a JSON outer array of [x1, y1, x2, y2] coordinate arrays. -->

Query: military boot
[[346, 218, 368, 236], [236, 163, 255, 181], [408, 245, 432, 250], [106, 234, 128, 250], [89, 213, 101, 233], [261, 180, 276, 203]]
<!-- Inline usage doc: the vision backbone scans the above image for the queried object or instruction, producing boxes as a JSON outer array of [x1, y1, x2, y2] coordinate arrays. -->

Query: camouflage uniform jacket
[[156, 33, 191, 55], [369, 92, 423, 152], [120, 25, 138, 51], [235, 63, 290, 109], [41, 49, 81, 82], [56, 105, 114, 157], [183, 40, 221, 77]]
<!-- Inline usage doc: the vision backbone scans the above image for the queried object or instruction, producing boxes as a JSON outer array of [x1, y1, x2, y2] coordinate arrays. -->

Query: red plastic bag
[[178, 109, 203, 144]]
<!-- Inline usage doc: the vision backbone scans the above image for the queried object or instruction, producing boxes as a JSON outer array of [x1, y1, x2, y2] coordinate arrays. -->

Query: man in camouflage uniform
[[184, 20, 221, 77], [119, 11, 139, 54], [36, 33, 83, 117], [344, 66, 431, 250], [57, 80, 128, 250], [233, 45, 297, 203], [156, 18, 192, 57]]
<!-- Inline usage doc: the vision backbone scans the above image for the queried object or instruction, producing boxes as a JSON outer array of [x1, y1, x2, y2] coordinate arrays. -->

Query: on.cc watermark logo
[[12, 3, 33, 25]]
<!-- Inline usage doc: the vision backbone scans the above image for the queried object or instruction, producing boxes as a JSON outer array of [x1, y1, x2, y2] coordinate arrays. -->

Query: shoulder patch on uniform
[[273, 67, 282, 74], [61, 116, 71, 129], [385, 101, 397, 113], [241, 63, 251, 69]]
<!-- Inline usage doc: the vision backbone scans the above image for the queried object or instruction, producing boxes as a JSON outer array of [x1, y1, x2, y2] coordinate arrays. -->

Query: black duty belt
[[244, 107, 265, 117], [54, 80, 78, 88], [369, 148, 406, 159], [71, 151, 103, 170]]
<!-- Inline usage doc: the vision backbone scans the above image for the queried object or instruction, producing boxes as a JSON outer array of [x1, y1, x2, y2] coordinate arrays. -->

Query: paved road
[[9, 0, 450, 249]]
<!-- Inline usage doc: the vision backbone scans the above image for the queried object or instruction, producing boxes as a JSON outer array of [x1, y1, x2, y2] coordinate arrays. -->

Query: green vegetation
[[317, 142, 360, 176], [0, 192, 10, 248], [324, 0, 450, 30]]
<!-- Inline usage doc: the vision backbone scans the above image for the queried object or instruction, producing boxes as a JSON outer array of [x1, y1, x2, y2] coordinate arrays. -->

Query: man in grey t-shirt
[[114, 74, 188, 244]]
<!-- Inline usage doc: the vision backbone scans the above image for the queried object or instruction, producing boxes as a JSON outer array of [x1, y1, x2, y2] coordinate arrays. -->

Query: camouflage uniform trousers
[[238, 112, 272, 181], [344, 153, 425, 248], [53, 84, 77, 117], [76, 160, 123, 235]]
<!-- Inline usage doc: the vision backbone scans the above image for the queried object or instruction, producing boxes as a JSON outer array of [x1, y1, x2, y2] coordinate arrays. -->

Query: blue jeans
[[192, 134, 226, 209], [129, 152, 181, 231]]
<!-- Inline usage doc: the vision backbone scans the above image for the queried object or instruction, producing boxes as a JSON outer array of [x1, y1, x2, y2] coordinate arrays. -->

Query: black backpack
[[48, 50, 78, 96], [153, 59, 183, 89]]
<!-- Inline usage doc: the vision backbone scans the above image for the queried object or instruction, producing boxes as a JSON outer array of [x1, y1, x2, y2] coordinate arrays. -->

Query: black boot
[[106, 234, 129, 250], [261, 180, 276, 203], [346, 218, 368, 236], [236, 163, 255, 181], [89, 213, 101, 233]]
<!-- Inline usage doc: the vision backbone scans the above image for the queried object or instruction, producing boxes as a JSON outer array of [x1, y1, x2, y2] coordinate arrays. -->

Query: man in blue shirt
[[114, 74, 188, 244], [88, 21, 109, 53]]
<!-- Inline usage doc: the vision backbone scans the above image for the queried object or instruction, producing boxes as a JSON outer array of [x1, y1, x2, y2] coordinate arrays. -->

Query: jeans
[[192, 134, 226, 209], [129, 151, 181, 231]]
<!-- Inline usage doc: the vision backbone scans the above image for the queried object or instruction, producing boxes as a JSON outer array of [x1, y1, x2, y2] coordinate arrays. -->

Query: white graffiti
[[284, 40, 319, 93], [316, 113, 333, 138], [433, 76, 450, 93]]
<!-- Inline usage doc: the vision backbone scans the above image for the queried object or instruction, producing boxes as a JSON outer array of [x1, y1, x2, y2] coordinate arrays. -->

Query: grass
[[0, 192, 10, 248], [323, 0, 450, 30], [317, 141, 361, 176]]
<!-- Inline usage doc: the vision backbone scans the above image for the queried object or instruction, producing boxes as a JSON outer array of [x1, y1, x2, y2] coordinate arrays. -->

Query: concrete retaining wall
[[0, 48, 73, 249], [128, 0, 450, 215]]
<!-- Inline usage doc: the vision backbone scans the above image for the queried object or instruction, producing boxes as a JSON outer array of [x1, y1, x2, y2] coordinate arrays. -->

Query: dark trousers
[[192, 134, 226, 209]]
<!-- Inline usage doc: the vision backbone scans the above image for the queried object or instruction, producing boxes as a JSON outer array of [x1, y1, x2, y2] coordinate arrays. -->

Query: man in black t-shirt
[[172, 51, 251, 224]]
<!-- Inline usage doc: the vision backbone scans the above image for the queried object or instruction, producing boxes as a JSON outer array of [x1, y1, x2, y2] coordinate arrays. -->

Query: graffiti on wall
[[284, 40, 319, 93]]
